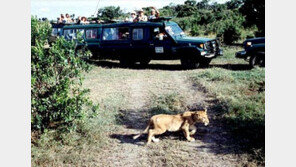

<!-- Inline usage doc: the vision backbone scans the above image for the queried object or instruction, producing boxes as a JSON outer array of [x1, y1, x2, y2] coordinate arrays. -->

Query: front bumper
[[235, 50, 247, 59], [204, 49, 223, 58]]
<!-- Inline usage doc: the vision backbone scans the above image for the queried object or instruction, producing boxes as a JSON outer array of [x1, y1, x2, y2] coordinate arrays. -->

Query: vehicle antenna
[[93, 0, 101, 16]]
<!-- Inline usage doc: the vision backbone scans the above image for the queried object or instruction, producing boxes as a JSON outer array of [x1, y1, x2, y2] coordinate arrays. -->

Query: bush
[[31, 17, 92, 131], [221, 24, 242, 44]]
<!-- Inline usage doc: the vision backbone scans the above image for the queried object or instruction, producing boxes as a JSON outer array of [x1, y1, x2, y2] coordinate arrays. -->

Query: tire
[[200, 59, 212, 68], [120, 55, 135, 67], [249, 55, 264, 68], [181, 57, 200, 69], [139, 58, 151, 67]]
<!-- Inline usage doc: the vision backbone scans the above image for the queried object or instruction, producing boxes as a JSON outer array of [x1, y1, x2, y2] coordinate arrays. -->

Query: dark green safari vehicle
[[236, 37, 265, 68], [54, 18, 223, 68]]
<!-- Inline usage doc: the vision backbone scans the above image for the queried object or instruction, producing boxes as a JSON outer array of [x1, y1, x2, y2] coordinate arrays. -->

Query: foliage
[[240, 0, 265, 36], [162, 0, 262, 43], [97, 6, 123, 20], [31, 17, 93, 131], [189, 47, 265, 160], [94, 0, 264, 43]]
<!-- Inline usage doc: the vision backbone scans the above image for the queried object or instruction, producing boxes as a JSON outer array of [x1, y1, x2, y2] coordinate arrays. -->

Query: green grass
[[32, 46, 265, 165], [148, 93, 186, 116], [188, 46, 265, 161], [31, 86, 126, 166]]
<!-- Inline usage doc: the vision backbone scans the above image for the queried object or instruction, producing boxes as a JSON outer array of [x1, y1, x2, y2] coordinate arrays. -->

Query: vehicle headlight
[[201, 51, 207, 56], [246, 42, 252, 46]]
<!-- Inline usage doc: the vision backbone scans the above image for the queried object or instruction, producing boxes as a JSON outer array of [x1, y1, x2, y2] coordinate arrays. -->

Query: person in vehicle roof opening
[[136, 9, 148, 22], [65, 13, 73, 23], [76, 16, 82, 24], [125, 11, 137, 22], [58, 14, 66, 24], [80, 17, 89, 24], [148, 7, 160, 20]]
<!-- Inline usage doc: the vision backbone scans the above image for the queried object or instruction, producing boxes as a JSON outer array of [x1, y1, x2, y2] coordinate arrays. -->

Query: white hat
[[131, 11, 136, 14], [138, 9, 144, 13]]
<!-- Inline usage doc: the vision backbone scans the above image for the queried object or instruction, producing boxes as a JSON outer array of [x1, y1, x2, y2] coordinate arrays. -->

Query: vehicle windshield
[[165, 24, 186, 39]]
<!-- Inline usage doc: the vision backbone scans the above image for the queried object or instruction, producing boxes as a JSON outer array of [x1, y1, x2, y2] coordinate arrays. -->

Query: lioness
[[133, 109, 209, 144]]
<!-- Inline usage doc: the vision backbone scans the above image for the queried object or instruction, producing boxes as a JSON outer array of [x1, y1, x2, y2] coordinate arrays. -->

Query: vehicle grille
[[205, 40, 217, 53]]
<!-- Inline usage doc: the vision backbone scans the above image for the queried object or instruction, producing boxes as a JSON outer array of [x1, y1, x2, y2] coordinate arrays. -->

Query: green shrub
[[31, 17, 92, 131], [221, 24, 242, 44]]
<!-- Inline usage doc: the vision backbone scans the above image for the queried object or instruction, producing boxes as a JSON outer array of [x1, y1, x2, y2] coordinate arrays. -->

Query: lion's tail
[[133, 121, 151, 140]]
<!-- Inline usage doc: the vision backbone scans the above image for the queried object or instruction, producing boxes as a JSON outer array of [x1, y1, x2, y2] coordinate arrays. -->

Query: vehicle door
[[85, 28, 100, 53], [130, 27, 152, 59], [100, 27, 130, 59], [148, 26, 174, 59]]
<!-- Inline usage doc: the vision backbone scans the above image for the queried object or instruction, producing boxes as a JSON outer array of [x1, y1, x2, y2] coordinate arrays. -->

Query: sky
[[31, 0, 228, 20]]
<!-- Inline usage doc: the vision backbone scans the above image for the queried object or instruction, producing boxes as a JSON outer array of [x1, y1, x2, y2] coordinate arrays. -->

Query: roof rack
[[149, 17, 173, 22]]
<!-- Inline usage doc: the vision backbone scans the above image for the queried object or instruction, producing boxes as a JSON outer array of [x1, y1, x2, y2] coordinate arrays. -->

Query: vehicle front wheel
[[249, 55, 264, 68], [181, 58, 200, 69], [120, 56, 135, 67], [200, 59, 212, 68]]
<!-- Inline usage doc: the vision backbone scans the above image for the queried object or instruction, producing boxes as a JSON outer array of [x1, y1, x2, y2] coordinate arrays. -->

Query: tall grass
[[188, 47, 265, 161]]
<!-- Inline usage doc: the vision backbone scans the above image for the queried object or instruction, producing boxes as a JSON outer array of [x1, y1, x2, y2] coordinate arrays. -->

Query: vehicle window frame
[[51, 28, 58, 36], [76, 29, 85, 39], [85, 28, 98, 39], [132, 28, 144, 41], [63, 29, 76, 40], [102, 27, 130, 41], [117, 27, 130, 41]]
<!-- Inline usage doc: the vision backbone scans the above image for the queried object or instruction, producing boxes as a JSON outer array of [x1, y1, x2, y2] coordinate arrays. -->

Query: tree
[[176, 2, 198, 17], [97, 6, 123, 20], [226, 0, 243, 9], [185, 0, 197, 6], [196, 0, 211, 10], [239, 0, 265, 36]]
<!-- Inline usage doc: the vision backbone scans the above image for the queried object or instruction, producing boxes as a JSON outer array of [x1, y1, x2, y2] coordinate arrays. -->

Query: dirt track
[[82, 60, 257, 167]]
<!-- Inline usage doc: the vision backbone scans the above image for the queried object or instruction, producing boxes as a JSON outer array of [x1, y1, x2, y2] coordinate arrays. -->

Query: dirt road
[[82, 60, 255, 167]]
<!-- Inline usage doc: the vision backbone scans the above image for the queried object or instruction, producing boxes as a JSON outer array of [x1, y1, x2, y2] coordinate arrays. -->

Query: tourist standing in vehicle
[[80, 17, 89, 24], [136, 9, 147, 22], [148, 7, 160, 20], [76, 16, 82, 24], [58, 14, 66, 24], [127, 11, 137, 22], [65, 13, 72, 23]]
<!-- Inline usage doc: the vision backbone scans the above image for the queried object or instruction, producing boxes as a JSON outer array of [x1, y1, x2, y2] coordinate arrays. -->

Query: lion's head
[[193, 109, 209, 126]]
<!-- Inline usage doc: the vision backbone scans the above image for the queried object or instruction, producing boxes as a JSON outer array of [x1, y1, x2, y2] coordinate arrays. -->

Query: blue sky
[[31, 0, 228, 20]]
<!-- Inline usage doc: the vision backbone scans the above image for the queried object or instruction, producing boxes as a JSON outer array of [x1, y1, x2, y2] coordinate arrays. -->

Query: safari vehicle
[[236, 37, 265, 68], [54, 18, 223, 68]]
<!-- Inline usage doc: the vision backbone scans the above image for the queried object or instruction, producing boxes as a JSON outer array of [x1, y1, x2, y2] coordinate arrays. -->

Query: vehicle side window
[[132, 28, 143, 40], [51, 28, 58, 36], [63, 29, 76, 40], [86, 29, 97, 39], [102, 28, 118, 40], [102, 27, 129, 41], [118, 27, 129, 40], [151, 27, 167, 40], [58, 28, 62, 36]]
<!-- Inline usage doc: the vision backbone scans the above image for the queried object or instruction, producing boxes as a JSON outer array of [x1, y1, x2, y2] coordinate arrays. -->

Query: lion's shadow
[[109, 104, 263, 157]]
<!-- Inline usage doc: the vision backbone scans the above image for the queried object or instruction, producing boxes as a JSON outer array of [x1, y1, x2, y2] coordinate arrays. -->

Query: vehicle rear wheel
[[200, 59, 212, 68], [249, 55, 264, 68], [181, 57, 200, 69], [139, 58, 151, 67], [120, 56, 135, 67]]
